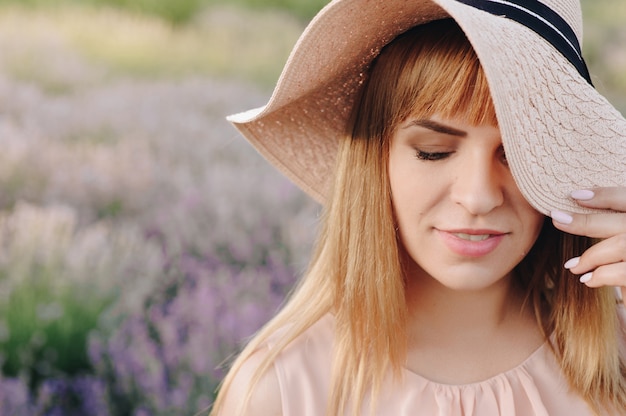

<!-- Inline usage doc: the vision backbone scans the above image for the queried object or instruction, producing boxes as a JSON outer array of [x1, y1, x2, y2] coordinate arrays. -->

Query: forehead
[[396, 116, 501, 142]]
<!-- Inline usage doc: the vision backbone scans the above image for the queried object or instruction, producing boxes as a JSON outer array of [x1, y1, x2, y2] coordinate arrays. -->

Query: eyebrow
[[404, 119, 467, 137]]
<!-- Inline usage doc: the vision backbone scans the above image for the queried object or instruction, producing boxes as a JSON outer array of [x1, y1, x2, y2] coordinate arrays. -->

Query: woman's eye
[[415, 150, 452, 161], [498, 146, 508, 166]]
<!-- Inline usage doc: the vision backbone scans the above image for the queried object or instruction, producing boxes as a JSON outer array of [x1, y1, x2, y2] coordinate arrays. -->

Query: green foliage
[[0, 202, 161, 401], [0, 5, 305, 87], [0, 266, 110, 390], [97, 199, 124, 219], [0, 0, 330, 23], [225, 0, 329, 20], [85, 0, 207, 24]]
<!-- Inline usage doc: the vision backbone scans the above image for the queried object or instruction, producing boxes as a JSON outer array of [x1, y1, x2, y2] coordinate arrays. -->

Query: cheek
[[388, 156, 441, 212], [527, 210, 545, 243], [504, 176, 544, 236], [388, 159, 412, 216], [516, 198, 545, 249], [389, 167, 419, 248], [389, 167, 428, 229]]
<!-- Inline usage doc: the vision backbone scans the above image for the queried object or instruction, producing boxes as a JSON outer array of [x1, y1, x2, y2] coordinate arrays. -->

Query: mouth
[[437, 229, 507, 257], [451, 232, 492, 242]]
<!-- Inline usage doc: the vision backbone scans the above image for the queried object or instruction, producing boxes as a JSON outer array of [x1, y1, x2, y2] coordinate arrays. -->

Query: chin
[[435, 277, 508, 292], [417, 262, 516, 292]]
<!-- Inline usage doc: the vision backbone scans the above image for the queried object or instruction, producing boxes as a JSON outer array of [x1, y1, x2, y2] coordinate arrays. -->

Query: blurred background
[[0, 0, 623, 414]]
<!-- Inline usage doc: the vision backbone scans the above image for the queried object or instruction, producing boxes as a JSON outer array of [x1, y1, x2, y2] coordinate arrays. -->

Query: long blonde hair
[[211, 19, 626, 415]]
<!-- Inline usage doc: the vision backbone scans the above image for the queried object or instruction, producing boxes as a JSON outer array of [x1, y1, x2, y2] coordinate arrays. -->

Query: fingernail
[[571, 190, 595, 201], [579, 272, 593, 283], [550, 210, 573, 225], [564, 257, 580, 269]]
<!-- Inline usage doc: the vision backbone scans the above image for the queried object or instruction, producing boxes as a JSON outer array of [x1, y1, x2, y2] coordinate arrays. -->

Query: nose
[[450, 155, 504, 216]]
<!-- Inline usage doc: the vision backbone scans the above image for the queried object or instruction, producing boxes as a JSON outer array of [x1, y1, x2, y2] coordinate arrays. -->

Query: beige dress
[[267, 313, 618, 415]]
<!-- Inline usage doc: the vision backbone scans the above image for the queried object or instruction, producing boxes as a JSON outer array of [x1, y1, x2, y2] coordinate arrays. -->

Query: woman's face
[[388, 116, 544, 290]]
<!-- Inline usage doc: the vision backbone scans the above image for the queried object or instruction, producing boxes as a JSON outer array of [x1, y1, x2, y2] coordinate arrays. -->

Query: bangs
[[394, 19, 497, 126], [355, 18, 498, 141], [408, 39, 497, 126]]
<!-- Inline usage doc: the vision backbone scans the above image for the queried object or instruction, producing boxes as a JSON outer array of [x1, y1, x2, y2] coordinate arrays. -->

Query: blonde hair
[[211, 19, 626, 415]]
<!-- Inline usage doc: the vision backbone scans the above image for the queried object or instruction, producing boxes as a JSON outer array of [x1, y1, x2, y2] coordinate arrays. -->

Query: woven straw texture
[[228, 0, 626, 215]]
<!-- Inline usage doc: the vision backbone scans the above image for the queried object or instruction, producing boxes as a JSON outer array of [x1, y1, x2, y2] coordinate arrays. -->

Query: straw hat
[[227, 0, 626, 215]]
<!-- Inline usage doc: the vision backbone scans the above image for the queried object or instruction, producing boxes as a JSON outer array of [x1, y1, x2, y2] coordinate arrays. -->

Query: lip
[[436, 228, 507, 258]]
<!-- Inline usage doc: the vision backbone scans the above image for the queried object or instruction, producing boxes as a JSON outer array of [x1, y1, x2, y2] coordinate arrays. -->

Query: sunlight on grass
[[0, 4, 303, 88]]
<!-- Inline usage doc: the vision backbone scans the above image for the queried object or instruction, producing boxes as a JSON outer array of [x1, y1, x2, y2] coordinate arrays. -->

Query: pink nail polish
[[550, 210, 573, 225], [579, 272, 593, 283], [571, 190, 595, 201], [564, 257, 580, 269]]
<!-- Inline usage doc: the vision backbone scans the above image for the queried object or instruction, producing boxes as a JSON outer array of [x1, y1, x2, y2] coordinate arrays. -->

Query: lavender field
[[0, 1, 624, 415], [0, 4, 318, 415]]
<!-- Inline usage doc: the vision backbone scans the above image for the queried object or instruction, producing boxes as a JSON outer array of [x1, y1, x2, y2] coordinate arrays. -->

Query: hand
[[550, 187, 626, 305]]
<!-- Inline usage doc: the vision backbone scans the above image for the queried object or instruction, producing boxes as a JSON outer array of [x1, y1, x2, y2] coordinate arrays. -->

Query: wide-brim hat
[[227, 0, 626, 215]]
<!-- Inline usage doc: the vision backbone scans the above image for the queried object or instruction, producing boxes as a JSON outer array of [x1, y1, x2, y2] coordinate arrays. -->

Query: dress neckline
[[401, 340, 550, 388]]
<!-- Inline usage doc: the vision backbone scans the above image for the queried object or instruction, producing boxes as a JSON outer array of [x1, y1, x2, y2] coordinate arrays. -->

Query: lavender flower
[[0, 5, 314, 415]]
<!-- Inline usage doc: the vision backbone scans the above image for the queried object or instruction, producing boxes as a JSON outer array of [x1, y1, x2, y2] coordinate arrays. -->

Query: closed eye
[[498, 145, 508, 166], [415, 149, 453, 161]]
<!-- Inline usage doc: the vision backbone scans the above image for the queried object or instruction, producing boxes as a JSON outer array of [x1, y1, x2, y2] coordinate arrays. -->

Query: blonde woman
[[212, 0, 626, 414]]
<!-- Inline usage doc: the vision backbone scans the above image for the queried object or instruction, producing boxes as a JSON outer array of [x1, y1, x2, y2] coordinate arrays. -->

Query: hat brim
[[228, 0, 626, 215]]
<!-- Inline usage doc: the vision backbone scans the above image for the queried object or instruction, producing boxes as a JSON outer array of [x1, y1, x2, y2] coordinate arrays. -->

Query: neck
[[402, 262, 545, 384], [404, 264, 531, 346]]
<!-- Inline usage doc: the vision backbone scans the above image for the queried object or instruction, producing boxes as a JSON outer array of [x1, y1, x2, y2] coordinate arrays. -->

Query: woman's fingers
[[574, 262, 626, 288], [563, 235, 626, 287], [551, 210, 626, 239], [551, 187, 626, 291], [550, 187, 626, 238], [570, 187, 626, 211]]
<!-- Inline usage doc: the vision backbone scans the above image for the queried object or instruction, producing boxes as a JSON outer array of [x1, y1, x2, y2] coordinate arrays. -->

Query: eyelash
[[499, 151, 508, 166], [414, 148, 508, 165], [415, 149, 509, 166], [414, 150, 453, 161]]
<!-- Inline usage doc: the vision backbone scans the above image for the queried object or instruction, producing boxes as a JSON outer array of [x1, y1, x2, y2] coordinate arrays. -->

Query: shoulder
[[269, 314, 335, 414], [218, 346, 283, 416], [217, 314, 335, 416]]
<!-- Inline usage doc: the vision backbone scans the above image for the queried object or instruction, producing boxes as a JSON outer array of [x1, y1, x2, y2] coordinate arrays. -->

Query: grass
[[0, 0, 624, 101], [0, 0, 329, 23], [0, 266, 111, 390], [1, 0, 625, 101], [0, 4, 304, 89]]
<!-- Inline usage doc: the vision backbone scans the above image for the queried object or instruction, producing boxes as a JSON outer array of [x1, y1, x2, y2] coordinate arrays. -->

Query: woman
[[212, 0, 626, 414]]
